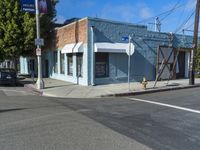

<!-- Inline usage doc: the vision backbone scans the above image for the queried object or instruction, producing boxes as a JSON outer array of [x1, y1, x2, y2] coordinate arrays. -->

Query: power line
[[185, 21, 195, 30], [174, 10, 195, 33], [175, 1, 187, 31], [160, 0, 181, 21], [136, 4, 184, 24]]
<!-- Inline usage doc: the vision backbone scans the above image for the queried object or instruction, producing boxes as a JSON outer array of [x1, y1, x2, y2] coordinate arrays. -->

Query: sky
[[55, 0, 197, 35]]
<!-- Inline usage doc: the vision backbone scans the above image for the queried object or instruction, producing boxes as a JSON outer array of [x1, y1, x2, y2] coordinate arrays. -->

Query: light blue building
[[20, 17, 193, 86]]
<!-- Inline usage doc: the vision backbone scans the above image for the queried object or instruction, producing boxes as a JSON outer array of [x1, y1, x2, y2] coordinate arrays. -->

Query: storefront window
[[95, 53, 109, 78], [53, 51, 58, 73], [60, 52, 65, 74], [67, 54, 73, 76], [77, 53, 83, 77]]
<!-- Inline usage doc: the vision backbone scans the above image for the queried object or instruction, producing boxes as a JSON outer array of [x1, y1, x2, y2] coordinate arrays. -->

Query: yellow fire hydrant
[[141, 77, 148, 90]]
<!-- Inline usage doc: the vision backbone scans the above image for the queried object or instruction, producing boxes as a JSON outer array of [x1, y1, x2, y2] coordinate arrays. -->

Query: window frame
[[95, 53, 109, 78], [53, 51, 58, 73], [67, 53, 73, 76], [60, 52, 65, 74]]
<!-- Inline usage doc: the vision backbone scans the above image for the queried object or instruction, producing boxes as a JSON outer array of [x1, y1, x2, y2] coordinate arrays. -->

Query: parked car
[[0, 68, 17, 86]]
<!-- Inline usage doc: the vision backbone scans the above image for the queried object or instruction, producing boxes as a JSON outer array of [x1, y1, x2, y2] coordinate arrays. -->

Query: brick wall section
[[54, 19, 88, 49]]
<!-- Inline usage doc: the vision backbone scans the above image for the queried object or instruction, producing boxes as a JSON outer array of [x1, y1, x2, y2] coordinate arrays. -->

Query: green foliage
[[0, 0, 35, 60], [40, 0, 58, 49], [195, 44, 200, 73], [0, 0, 58, 61]]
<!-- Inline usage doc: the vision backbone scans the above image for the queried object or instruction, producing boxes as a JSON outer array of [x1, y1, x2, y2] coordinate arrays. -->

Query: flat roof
[[55, 17, 148, 30]]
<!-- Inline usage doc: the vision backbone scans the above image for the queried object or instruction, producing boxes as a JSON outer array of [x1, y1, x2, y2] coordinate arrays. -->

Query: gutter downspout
[[90, 26, 95, 86]]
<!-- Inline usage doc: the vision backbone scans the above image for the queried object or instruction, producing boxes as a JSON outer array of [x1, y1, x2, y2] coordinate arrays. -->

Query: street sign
[[21, 0, 35, 13], [121, 35, 135, 91], [126, 43, 135, 56], [36, 48, 41, 56], [121, 36, 129, 41], [35, 38, 44, 46]]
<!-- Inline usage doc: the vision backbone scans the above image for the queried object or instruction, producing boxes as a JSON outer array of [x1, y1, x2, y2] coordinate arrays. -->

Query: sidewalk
[[22, 78, 200, 98]]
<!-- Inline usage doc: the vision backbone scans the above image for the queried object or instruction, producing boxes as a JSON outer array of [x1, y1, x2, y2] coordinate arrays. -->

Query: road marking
[[127, 97, 200, 114]]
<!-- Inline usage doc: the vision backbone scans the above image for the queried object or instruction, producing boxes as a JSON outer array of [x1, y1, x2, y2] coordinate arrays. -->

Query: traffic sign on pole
[[126, 43, 135, 56], [36, 48, 41, 56], [121, 35, 135, 91], [21, 0, 35, 13], [35, 38, 44, 46]]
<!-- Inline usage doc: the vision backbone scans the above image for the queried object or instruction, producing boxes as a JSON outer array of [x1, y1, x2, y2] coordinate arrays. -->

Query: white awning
[[61, 42, 83, 54], [73, 42, 83, 53], [94, 42, 129, 53]]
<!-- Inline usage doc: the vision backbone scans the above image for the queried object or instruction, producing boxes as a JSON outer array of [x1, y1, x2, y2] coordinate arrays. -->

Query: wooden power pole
[[189, 0, 200, 85]]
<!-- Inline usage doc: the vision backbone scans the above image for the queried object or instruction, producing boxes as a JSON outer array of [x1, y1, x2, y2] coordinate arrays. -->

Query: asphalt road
[[0, 86, 200, 150]]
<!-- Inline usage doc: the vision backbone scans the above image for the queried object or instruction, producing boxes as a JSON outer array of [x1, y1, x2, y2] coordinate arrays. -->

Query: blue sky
[[56, 0, 196, 34]]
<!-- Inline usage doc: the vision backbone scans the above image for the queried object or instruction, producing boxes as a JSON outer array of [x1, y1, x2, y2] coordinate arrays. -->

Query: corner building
[[20, 17, 193, 86]]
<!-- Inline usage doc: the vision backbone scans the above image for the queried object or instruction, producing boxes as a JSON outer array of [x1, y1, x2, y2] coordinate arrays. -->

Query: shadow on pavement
[[0, 108, 27, 113]]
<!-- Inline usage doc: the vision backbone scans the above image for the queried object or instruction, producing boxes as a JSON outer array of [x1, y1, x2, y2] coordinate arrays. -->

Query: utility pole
[[189, 0, 200, 85], [35, 0, 44, 89]]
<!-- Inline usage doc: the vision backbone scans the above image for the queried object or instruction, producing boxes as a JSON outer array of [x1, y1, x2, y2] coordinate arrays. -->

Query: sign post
[[35, 0, 44, 89], [122, 35, 135, 91]]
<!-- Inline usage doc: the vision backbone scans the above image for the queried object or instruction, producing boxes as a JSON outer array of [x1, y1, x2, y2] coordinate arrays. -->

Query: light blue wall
[[20, 56, 37, 75], [45, 49, 88, 86], [20, 57, 28, 74], [87, 18, 193, 85]]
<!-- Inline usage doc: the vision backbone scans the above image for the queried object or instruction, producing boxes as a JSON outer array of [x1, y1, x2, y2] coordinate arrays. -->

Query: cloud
[[56, 15, 66, 24], [100, 4, 135, 22], [139, 6, 153, 19]]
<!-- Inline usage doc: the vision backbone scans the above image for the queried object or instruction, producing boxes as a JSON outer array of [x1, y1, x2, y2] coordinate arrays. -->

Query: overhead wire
[[136, 0, 196, 34], [160, 0, 181, 22], [136, 3, 184, 24], [174, 9, 195, 33], [174, 0, 187, 31], [185, 21, 195, 30]]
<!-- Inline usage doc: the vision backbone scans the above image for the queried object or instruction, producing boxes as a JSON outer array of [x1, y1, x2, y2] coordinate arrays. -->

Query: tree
[[40, 0, 58, 49], [195, 44, 200, 74], [0, 0, 58, 70], [0, 0, 35, 69]]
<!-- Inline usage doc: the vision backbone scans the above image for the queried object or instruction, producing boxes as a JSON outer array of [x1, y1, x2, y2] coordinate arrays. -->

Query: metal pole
[[35, 0, 44, 89], [90, 26, 95, 86], [128, 35, 131, 91], [189, 0, 200, 85]]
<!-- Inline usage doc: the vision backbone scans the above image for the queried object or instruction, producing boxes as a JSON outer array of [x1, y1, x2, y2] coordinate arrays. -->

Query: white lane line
[[127, 97, 200, 114]]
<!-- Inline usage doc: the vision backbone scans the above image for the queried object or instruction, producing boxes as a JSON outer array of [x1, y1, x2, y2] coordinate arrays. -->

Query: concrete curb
[[17, 78, 200, 98], [101, 84, 200, 97], [24, 84, 43, 96]]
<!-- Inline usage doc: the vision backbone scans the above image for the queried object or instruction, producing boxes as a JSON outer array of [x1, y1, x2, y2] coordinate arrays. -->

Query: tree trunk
[[13, 58, 18, 72]]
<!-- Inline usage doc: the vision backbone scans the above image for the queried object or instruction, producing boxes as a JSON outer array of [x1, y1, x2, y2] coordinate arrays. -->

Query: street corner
[[24, 83, 43, 96]]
